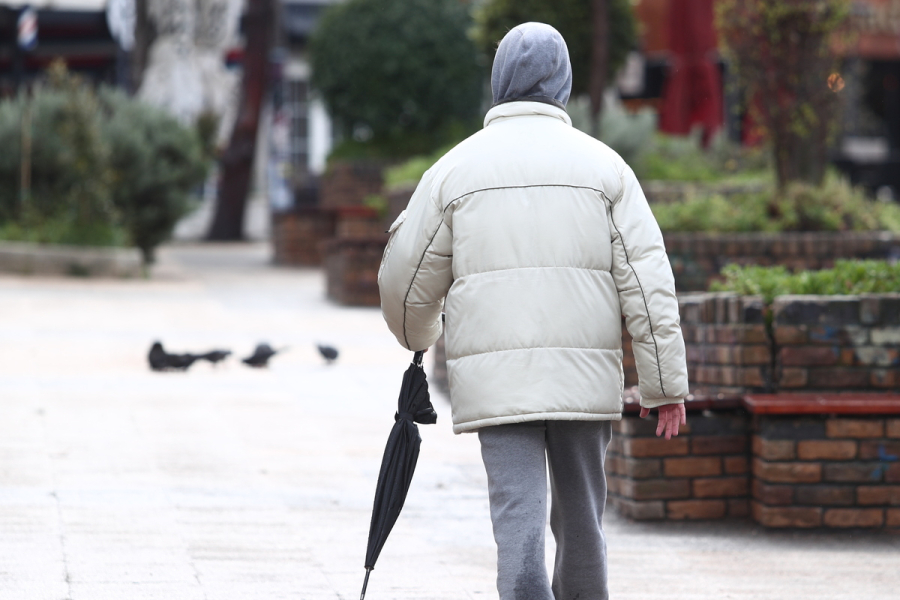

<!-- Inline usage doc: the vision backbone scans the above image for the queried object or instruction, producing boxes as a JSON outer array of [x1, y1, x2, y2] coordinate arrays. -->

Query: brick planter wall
[[607, 411, 750, 520], [322, 237, 386, 306], [665, 232, 900, 291], [319, 161, 385, 209], [751, 415, 900, 528], [272, 208, 337, 266], [772, 295, 900, 391]]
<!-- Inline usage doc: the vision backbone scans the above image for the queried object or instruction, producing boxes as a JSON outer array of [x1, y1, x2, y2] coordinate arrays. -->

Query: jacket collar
[[483, 101, 572, 129]]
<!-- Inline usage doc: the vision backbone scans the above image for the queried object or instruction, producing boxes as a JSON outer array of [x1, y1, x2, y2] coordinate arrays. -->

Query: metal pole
[[359, 567, 372, 600]]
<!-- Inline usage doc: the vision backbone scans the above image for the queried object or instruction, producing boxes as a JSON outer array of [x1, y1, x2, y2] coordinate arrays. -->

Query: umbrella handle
[[360, 567, 372, 600], [412, 350, 424, 367]]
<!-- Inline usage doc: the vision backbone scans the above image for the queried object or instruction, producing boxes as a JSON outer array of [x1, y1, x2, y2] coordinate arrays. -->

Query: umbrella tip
[[360, 567, 372, 600]]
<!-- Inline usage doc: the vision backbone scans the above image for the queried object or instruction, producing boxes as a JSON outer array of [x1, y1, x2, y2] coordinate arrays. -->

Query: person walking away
[[378, 22, 688, 600]]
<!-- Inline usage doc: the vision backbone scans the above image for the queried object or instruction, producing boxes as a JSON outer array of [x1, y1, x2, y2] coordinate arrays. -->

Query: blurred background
[[0, 0, 898, 270]]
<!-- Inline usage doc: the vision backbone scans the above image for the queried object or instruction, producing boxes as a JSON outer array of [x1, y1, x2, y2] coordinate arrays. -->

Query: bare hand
[[639, 404, 686, 440]]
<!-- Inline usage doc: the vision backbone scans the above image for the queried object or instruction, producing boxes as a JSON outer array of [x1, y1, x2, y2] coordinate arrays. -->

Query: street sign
[[106, 0, 135, 51], [17, 6, 38, 51]]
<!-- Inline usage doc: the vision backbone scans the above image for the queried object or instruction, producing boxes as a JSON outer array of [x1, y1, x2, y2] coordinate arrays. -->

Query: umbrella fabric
[[361, 350, 437, 599]]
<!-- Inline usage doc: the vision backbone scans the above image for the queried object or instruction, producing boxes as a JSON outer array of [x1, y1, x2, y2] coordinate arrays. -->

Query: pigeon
[[198, 350, 232, 365], [242, 343, 280, 368], [317, 344, 339, 364], [148, 341, 199, 371]]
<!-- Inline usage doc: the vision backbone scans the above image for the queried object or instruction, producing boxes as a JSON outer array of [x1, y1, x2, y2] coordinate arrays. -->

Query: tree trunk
[[208, 0, 275, 241], [589, 0, 609, 137], [130, 0, 154, 93]]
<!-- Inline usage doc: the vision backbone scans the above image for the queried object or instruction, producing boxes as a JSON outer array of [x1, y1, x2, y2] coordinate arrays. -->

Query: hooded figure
[[379, 23, 687, 600]]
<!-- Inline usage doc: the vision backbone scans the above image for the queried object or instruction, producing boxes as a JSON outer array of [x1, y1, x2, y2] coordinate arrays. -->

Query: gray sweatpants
[[478, 420, 612, 600]]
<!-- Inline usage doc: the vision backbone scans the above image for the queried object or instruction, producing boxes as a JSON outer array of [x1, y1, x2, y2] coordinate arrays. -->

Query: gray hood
[[490, 22, 573, 109]]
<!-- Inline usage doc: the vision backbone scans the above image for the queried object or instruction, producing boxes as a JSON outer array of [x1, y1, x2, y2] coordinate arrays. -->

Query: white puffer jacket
[[379, 101, 688, 433]]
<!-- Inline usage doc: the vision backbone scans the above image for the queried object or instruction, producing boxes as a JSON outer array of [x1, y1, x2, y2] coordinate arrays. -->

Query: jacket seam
[[603, 190, 667, 398], [454, 265, 612, 278], [442, 184, 611, 213], [402, 217, 445, 349], [447, 346, 622, 361]]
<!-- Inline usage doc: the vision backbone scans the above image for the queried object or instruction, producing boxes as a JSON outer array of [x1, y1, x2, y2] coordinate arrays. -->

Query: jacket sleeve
[[378, 168, 454, 351], [608, 164, 689, 407]]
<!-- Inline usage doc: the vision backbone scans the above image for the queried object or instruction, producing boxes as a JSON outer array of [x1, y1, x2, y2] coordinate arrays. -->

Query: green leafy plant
[[712, 260, 900, 303], [652, 173, 900, 234], [310, 0, 483, 159]]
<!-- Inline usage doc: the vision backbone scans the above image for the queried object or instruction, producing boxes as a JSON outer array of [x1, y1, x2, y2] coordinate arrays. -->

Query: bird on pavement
[[242, 343, 281, 368], [148, 342, 199, 372], [198, 349, 232, 365], [317, 344, 339, 364]]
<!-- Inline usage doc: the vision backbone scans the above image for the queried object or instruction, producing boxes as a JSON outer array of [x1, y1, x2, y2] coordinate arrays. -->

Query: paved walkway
[[0, 243, 898, 600]]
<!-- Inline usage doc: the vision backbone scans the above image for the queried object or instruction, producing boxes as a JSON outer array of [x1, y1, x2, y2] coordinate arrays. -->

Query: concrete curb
[[0, 241, 143, 278]]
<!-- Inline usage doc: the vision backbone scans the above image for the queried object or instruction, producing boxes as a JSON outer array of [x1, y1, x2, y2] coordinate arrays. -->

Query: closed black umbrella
[[360, 350, 437, 600]]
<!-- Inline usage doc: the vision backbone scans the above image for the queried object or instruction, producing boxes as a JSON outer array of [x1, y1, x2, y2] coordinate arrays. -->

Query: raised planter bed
[[666, 231, 900, 291], [0, 241, 142, 278]]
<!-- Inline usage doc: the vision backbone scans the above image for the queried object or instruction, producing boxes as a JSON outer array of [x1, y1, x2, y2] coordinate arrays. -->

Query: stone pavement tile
[[0, 580, 70, 600], [68, 581, 205, 600]]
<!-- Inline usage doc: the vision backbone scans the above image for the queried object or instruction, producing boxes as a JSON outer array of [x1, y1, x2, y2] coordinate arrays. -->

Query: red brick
[[857, 486, 900, 506], [808, 368, 871, 388], [752, 502, 822, 528], [616, 417, 664, 436], [870, 369, 898, 388], [888, 464, 900, 483], [823, 508, 884, 528], [887, 419, 900, 439], [797, 440, 858, 460], [692, 435, 747, 455], [608, 436, 623, 454], [753, 458, 821, 483], [887, 509, 900, 527], [823, 462, 884, 483], [739, 345, 771, 365], [728, 498, 750, 517], [859, 440, 900, 460], [774, 326, 808, 345], [621, 458, 663, 479], [620, 478, 691, 501], [667, 499, 727, 520], [611, 497, 665, 520], [693, 477, 749, 498], [623, 437, 689, 458], [778, 368, 808, 388], [794, 485, 855, 506], [752, 436, 795, 461], [663, 457, 722, 478], [606, 455, 622, 475], [607, 475, 623, 496], [826, 419, 884, 438], [780, 346, 839, 366], [752, 480, 794, 505], [724, 456, 749, 475]]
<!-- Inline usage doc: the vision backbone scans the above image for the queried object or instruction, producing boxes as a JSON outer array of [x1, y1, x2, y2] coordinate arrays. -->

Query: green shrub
[[99, 89, 209, 264], [0, 62, 210, 264], [0, 63, 117, 243], [311, 0, 483, 159], [711, 260, 900, 303], [652, 173, 900, 234]]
